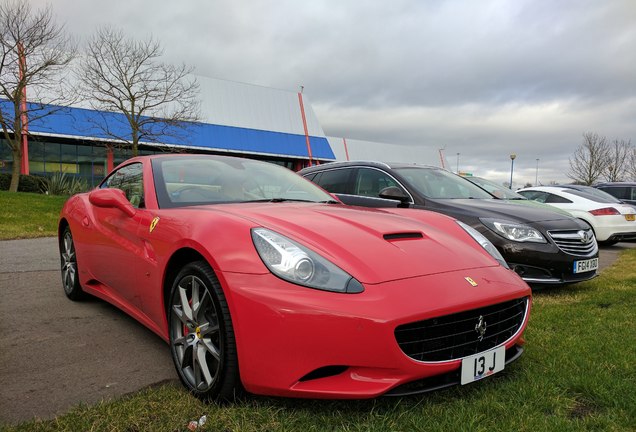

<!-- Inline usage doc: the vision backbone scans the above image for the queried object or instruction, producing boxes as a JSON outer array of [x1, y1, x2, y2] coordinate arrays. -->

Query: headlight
[[251, 228, 364, 293], [456, 221, 509, 269], [480, 218, 546, 243]]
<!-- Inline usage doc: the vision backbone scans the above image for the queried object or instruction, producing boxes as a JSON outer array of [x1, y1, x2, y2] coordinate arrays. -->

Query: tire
[[60, 226, 85, 301], [168, 261, 241, 401]]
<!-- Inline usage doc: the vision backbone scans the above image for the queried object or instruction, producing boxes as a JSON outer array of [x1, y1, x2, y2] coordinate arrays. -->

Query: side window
[[599, 186, 627, 200], [314, 169, 351, 194], [354, 168, 404, 197], [302, 172, 318, 182], [545, 193, 572, 204], [518, 191, 547, 202], [101, 163, 145, 208]]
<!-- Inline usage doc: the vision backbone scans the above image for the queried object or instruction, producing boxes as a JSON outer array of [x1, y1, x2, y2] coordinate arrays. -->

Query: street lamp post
[[509, 154, 516, 189], [535, 158, 539, 186], [456, 153, 460, 174]]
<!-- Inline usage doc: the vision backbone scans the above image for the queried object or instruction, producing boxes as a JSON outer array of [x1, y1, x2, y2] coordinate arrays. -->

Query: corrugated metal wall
[[198, 76, 326, 138], [327, 137, 444, 167]]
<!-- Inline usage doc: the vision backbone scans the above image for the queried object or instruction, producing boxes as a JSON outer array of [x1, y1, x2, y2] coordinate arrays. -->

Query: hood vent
[[383, 232, 424, 241]]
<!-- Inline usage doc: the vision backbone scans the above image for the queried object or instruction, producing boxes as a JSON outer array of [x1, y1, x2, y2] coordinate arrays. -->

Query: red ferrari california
[[58, 154, 531, 400]]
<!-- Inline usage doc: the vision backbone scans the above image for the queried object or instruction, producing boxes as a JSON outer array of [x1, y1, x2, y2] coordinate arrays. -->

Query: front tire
[[168, 261, 241, 400], [60, 226, 85, 301]]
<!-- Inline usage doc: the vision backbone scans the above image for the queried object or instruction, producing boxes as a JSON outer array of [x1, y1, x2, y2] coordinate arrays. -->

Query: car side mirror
[[379, 186, 410, 203], [89, 188, 136, 217]]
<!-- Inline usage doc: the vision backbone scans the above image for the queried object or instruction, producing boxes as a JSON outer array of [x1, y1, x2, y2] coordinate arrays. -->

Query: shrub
[[40, 172, 89, 196], [0, 173, 46, 193]]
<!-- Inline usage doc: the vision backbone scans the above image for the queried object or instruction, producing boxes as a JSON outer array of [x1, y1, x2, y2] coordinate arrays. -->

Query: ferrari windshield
[[394, 167, 493, 199], [152, 156, 335, 208]]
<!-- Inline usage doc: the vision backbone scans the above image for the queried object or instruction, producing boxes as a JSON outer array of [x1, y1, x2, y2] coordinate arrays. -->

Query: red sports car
[[58, 154, 532, 400]]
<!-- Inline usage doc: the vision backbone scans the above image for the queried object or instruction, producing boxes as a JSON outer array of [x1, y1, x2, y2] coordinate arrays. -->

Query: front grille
[[548, 229, 598, 256], [395, 297, 528, 362]]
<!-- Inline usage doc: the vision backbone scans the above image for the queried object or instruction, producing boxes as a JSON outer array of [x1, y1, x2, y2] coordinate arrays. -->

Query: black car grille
[[548, 229, 597, 256], [394, 297, 528, 362]]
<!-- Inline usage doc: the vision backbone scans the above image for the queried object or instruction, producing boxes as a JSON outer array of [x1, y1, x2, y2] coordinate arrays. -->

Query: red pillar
[[297, 92, 314, 167], [343, 138, 350, 161], [18, 42, 29, 175], [106, 146, 114, 173]]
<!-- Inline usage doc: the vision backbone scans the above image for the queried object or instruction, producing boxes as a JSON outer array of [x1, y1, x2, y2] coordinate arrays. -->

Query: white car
[[517, 186, 636, 245]]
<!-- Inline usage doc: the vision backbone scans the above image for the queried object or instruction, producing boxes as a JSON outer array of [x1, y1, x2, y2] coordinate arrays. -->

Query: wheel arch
[[162, 247, 208, 317], [576, 217, 596, 236], [58, 218, 69, 240]]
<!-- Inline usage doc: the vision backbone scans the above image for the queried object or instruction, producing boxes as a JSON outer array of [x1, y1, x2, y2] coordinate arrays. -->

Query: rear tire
[[168, 261, 242, 401], [60, 226, 85, 301]]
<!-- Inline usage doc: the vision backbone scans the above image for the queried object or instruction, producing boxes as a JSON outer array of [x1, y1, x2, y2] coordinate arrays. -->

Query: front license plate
[[626, 214, 635, 221], [573, 257, 599, 274], [460, 346, 505, 385]]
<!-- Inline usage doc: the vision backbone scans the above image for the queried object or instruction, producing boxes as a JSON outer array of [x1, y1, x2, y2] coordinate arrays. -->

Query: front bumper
[[489, 235, 598, 286], [218, 266, 531, 398]]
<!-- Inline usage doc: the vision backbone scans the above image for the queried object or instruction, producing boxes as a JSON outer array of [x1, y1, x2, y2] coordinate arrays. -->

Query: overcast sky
[[31, 0, 636, 186]]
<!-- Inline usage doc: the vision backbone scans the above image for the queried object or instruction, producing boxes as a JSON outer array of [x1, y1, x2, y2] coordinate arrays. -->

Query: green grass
[[0, 191, 68, 239], [3, 250, 635, 432]]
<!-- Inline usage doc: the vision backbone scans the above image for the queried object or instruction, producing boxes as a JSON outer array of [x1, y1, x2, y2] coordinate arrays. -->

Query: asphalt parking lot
[[0, 237, 634, 425]]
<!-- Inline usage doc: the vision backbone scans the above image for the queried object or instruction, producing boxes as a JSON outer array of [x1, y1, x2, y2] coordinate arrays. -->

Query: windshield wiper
[[247, 198, 318, 203]]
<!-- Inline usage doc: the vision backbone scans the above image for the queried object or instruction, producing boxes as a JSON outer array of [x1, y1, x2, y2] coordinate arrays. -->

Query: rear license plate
[[626, 214, 635, 221], [460, 346, 505, 385], [574, 257, 599, 273]]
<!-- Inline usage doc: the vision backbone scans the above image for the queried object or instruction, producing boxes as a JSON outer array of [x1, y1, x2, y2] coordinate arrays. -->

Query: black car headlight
[[480, 218, 547, 243], [456, 221, 509, 269], [251, 228, 364, 293]]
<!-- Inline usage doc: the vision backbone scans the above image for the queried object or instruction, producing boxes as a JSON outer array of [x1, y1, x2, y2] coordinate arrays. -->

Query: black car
[[595, 182, 636, 207], [299, 161, 599, 286]]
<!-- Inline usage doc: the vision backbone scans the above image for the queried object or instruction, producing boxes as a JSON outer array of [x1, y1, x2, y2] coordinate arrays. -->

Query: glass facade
[[1, 138, 109, 186], [1, 136, 302, 188]]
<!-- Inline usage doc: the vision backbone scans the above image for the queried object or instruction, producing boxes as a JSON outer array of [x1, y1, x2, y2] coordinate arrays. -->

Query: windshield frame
[[151, 156, 335, 209]]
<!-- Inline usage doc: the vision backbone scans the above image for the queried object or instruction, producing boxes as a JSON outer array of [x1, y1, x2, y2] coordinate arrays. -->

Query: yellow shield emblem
[[149, 217, 160, 233]]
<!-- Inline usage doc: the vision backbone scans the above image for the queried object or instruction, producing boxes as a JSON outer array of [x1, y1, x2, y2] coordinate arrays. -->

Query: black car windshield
[[153, 156, 335, 208], [468, 177, 527, 200], [394, 167, 493, 199]]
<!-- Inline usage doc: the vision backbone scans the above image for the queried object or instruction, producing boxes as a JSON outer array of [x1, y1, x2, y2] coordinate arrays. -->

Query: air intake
[[383, 232, 424, 241]]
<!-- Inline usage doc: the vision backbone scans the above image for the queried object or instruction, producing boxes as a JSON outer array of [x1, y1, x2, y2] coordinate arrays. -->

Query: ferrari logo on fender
[[465, 277, 478, 287], [149, 217, 160, 233]]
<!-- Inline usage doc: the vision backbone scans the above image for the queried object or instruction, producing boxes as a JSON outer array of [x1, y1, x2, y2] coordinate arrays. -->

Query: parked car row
[[58, 154, 629, 402]]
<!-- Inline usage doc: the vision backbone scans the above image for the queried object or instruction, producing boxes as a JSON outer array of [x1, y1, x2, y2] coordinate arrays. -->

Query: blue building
[[0, 76, 335, 186]]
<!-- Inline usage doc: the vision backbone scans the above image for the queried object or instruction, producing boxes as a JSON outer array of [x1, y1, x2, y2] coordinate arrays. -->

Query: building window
[[0, 139, 11, 173], [60, 143, 79, 174]]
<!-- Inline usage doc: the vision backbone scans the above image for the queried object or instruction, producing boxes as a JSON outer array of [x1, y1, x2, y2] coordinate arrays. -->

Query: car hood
[[432, 198, 576, 225], [212, 202, 501, 284]]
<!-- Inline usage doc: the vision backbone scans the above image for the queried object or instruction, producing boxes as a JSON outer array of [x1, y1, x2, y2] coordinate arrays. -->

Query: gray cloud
[[32, 0, 636, 185]]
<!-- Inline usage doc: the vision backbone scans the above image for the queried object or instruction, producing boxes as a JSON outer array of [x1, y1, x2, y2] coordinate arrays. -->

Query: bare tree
[[0, 1, 76, 192], [77, 27, 200, 157], [604, 138, 632, 182], [627, 146, 636, 181], [567, 132, 610, 185]]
